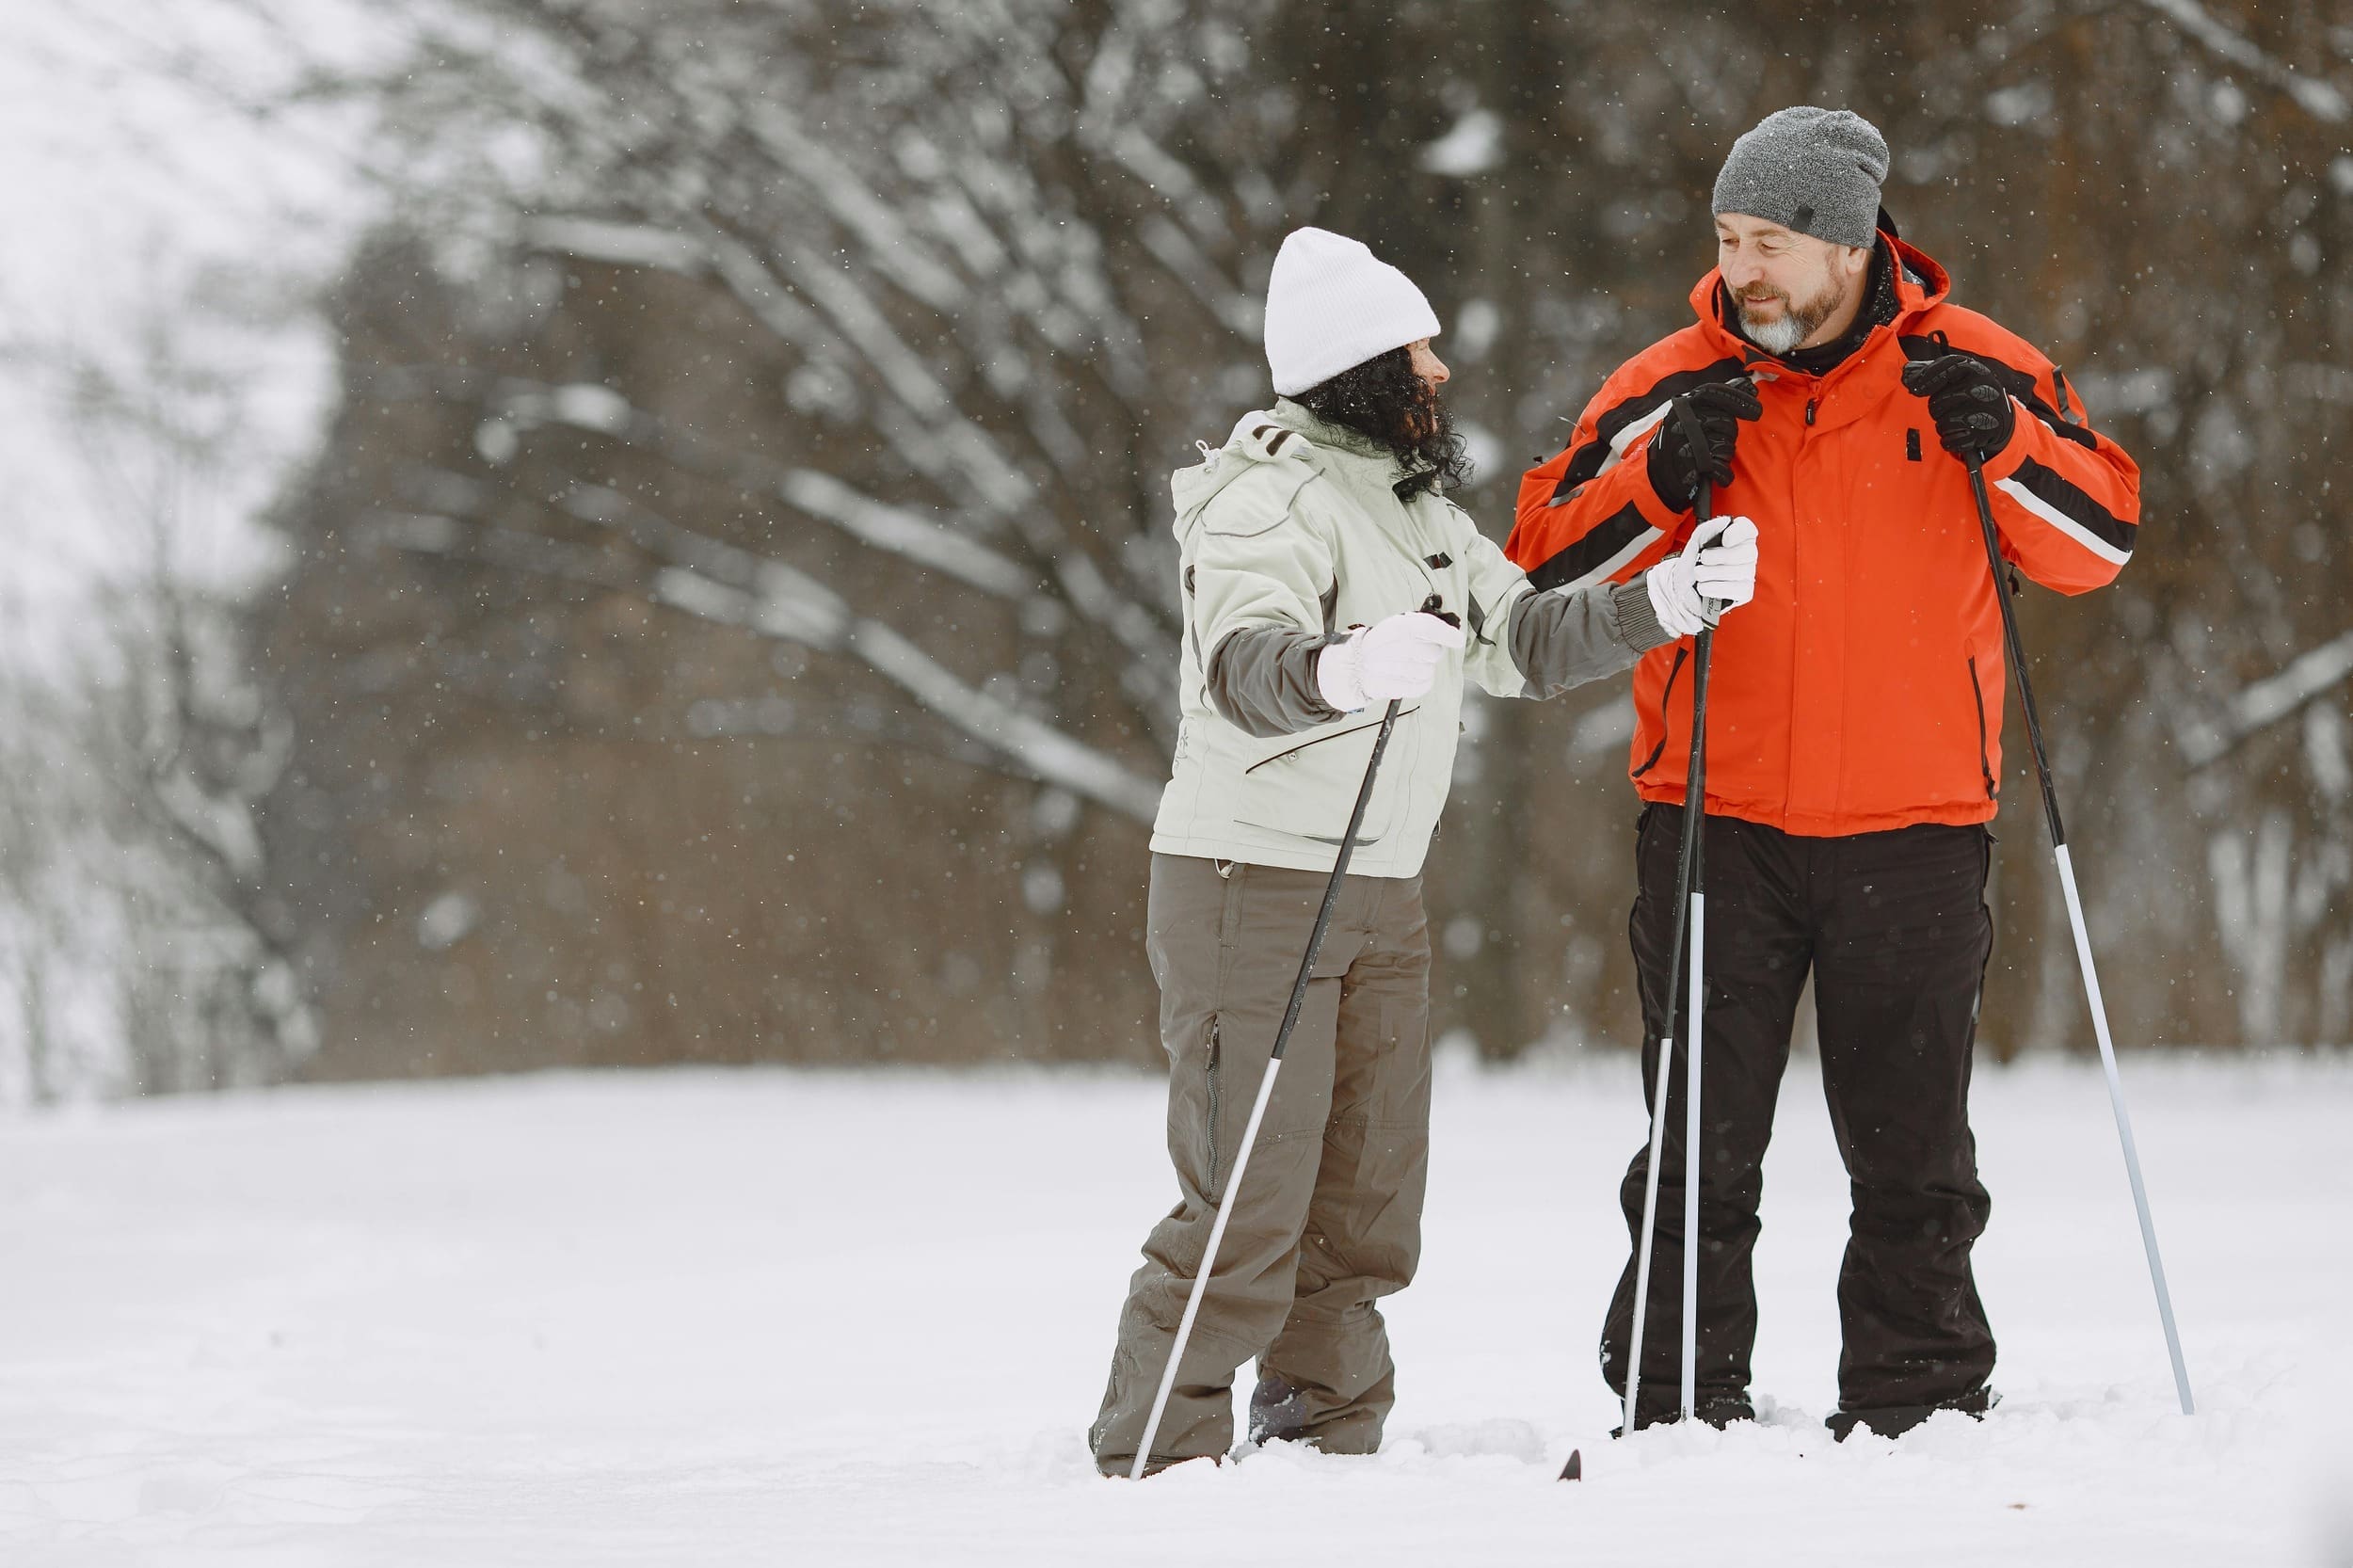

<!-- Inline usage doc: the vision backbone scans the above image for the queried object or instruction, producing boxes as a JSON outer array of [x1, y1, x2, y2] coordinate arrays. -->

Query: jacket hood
[[1688, 231, 1950, 364], [1172, 408, 1298, 527], [1169, 399, 1393, 531]]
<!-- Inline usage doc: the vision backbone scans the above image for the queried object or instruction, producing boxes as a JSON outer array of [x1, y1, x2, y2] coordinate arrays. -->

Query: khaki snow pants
[[1090, 853, 1433, 1475]]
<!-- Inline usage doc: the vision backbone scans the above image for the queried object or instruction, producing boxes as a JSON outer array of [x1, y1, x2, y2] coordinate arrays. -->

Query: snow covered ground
[[1, 1051, 2348, 1565]]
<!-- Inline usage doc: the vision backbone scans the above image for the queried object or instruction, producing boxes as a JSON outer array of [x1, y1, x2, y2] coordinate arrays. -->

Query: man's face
[[1715, 215, 1867, 354]]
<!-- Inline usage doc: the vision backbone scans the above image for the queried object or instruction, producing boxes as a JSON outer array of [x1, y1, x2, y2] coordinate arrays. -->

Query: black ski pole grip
[[1668, 394, 1726, 619]]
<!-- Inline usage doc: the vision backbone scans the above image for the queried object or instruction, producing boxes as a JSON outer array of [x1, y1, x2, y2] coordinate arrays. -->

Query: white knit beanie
[[1262, 227, 1443, 396]]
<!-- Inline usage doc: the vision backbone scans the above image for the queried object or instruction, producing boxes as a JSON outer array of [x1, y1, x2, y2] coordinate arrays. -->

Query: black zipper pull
[[1804, 397, 1817, 425]]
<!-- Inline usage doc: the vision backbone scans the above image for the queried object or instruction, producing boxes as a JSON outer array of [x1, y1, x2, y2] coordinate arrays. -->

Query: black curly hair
[[1293, 344, 1472, 500]]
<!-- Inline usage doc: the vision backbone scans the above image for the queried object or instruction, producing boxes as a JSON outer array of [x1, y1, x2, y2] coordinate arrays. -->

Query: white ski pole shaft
[[2054, 842, 2194, 1415], [1623, 1036, 1677, 1435], [1128, 1057, 1284, 1479], [1681, 890, 1705, 1418], [1961, 449, 2193, 1417]]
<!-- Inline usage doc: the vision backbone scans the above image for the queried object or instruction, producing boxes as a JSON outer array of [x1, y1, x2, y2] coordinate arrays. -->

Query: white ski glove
[[1644, 514, 1760, 640], [1315, 611, 1466, 712]]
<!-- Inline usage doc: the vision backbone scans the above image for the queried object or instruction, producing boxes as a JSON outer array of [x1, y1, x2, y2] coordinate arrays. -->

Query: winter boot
[[1612, 1393, 1754, 1438], [1247, 1372, 1314, 1447], [1826, 1386, 2000, 1441]]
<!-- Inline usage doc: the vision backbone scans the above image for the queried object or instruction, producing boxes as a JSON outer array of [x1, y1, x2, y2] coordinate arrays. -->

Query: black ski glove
[[1902, 354, 2018, 461], [1645, 378, 1763, 510]]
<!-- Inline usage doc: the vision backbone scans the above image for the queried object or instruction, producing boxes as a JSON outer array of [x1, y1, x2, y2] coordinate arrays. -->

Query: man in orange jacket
[[1507, 106, 2140, 1439]]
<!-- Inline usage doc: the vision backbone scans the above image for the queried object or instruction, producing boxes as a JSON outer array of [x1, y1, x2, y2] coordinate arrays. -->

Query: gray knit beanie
[[1711, 106, 1889, 249]]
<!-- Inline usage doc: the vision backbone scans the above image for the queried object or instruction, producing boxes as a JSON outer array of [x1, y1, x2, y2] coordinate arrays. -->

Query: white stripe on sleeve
[[1992, 475, 2133, 567], [1593, 400, 1675, 478], [1551, 525, 1667, 593]]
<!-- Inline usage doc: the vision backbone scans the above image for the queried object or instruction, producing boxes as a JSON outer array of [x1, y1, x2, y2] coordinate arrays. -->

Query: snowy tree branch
[[2137, 0, 2349, 122], [2181, 629, 2353, 768], [375, 367, 1038, 602], [362, 504, 1166, 823], [455, 369, 1179, 726]]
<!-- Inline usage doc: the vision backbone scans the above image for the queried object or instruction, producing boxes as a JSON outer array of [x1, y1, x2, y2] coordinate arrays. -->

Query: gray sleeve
[[1204, 625, 1350, 738], [1507, 574, 1674, 698]]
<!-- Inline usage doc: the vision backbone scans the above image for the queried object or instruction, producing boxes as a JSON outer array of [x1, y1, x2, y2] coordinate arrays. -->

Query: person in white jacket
[[1090, 227, 1757, 1477]]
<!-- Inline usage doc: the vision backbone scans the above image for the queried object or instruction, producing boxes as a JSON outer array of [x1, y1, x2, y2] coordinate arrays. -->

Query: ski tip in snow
[[1558, 1448, 1582, 1482]]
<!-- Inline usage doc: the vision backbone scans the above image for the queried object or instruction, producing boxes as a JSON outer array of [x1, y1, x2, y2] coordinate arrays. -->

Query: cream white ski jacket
[[1149, 400, 1670, 877]]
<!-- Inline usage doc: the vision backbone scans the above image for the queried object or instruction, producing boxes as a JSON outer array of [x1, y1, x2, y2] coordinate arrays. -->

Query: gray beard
[[1737, 276, 1845, 355], [1741, 308, 1809, 355]]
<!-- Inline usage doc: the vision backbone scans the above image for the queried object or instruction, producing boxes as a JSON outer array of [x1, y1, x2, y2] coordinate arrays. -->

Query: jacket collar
[[1169, 398, 1403, 526], [1266, 398, 1410, 468], [1687, 231, 1950, 374]]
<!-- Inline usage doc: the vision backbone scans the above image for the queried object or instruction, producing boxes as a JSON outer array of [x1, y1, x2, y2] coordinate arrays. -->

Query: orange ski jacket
[[1506, 233, 2140, 837]]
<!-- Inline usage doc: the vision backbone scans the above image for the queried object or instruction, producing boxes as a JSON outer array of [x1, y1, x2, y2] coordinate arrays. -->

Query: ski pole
[[1128, 639, 1424, 1477], [1961, 447, 2194, 1416], [1674, 414, 1719, 1424], [1623, 394, 1720, 1432]]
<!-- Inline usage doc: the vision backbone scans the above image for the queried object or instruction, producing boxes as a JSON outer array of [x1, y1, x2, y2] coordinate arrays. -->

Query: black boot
[[1612, 1393, 1755, 1438], [1247, 1372, 1313, 1446], [1827, 1386, 2000, 1441], [1693, 1394, 1755, 1429]]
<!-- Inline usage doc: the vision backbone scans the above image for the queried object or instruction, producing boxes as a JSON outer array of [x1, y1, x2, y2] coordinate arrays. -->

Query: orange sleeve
[[1506, 342, 1748, 591], [1945, 321, 2142, 596]]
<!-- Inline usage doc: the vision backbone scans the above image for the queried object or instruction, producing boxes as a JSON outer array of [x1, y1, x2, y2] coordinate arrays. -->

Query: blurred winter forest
[[6, 0, 2353, 1098]]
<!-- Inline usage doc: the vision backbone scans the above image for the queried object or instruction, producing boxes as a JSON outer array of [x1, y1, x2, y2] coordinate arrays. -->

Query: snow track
[[0, 1054, 2346, 1564]]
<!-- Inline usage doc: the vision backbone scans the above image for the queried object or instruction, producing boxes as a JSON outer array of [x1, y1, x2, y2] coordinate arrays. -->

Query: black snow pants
[[1600, 804, 1997, 1424]]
